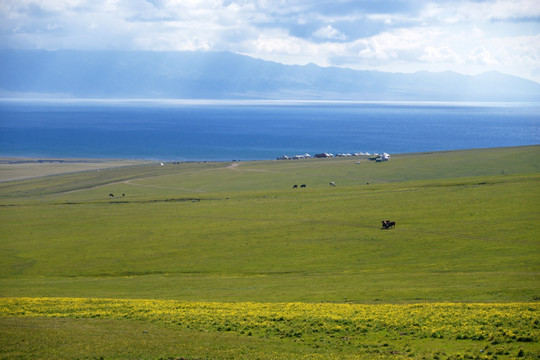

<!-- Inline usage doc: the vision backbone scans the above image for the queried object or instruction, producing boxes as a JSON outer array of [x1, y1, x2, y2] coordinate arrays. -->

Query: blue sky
[[1, 0, 539, 83]]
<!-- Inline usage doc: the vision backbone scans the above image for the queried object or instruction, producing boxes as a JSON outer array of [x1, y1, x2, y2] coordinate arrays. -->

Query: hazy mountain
[[1, 50, 539, 101]]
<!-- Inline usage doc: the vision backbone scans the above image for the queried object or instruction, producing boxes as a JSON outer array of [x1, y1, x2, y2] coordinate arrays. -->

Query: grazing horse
[[293, 184, 298, 189], [300, 184, 306, 188], [381, 220, 396, 229], [330, 182, 336, 187], [109, 193, 114, 198]]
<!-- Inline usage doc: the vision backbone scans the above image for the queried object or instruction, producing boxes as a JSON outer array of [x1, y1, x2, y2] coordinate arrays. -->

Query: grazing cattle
[[381, 220, 396, 229], [330, 182, 336, 187], [293, 184, 298, 189], [300, 184, 306, 188], [122, 193, 125, 197], [109, 193, 114, 198]]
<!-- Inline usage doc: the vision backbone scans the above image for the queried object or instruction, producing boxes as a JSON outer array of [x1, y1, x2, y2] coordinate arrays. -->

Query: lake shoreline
[[2, 144, 539, 163], [1, 144, 538, 183]]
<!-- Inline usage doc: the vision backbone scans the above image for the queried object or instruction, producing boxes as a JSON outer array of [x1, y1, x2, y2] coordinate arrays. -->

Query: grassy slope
[[1, 301, 537, 360], [1, 145, 539, 303], [1, 146, 539, 359], [0, 317, 327, 360]]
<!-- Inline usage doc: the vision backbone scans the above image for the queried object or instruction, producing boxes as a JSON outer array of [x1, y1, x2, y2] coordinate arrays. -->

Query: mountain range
[[1, 50, 539, 101]]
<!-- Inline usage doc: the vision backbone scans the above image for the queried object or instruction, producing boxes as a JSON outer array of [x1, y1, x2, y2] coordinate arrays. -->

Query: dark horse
[[381, 220, 396, 229]]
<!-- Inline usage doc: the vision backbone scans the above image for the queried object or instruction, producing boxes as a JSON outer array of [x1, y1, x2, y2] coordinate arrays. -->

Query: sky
[[1, 0, 540, 83]]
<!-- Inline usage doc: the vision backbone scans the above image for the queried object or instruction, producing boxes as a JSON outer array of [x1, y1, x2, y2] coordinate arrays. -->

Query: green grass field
[[1, 146, 539, 359]]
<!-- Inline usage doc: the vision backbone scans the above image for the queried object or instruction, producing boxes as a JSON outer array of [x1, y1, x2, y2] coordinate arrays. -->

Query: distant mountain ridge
[[1, 49, 539, 101]]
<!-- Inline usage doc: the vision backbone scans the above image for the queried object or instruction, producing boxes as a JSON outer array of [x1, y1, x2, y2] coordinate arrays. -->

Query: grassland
[[1, 145, 539, 359]]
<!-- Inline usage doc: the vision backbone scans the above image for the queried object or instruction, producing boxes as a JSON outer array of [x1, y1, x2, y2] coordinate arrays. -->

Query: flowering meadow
[[1, 297, 538, 358]]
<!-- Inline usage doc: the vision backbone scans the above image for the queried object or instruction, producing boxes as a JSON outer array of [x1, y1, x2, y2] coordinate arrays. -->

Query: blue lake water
[[0, 100, 539, 161]]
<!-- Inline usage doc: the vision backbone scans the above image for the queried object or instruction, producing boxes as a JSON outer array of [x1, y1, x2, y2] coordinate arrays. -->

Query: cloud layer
[[1, 0, 539, 82]]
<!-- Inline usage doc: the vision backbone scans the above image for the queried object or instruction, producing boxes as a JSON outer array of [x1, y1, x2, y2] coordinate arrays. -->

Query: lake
[[0, 99, 538, 161]]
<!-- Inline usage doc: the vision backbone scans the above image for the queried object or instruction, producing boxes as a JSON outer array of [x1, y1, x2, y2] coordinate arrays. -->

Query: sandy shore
[[0, 158, 150, 182]]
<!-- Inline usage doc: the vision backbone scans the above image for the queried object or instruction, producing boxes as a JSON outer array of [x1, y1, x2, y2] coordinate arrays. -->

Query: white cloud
[[420, 0, 540, 24], [252, 33, 303, 55], [468, 47, 499, 66], [420, 46, 462, 64], [313, 25, 346, 40], [355, 27, 441, 61], [0, 0, 539, 82]]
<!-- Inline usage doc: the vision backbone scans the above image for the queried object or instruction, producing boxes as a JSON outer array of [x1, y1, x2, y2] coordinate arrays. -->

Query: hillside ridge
[[2, 50, 540, 101]]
